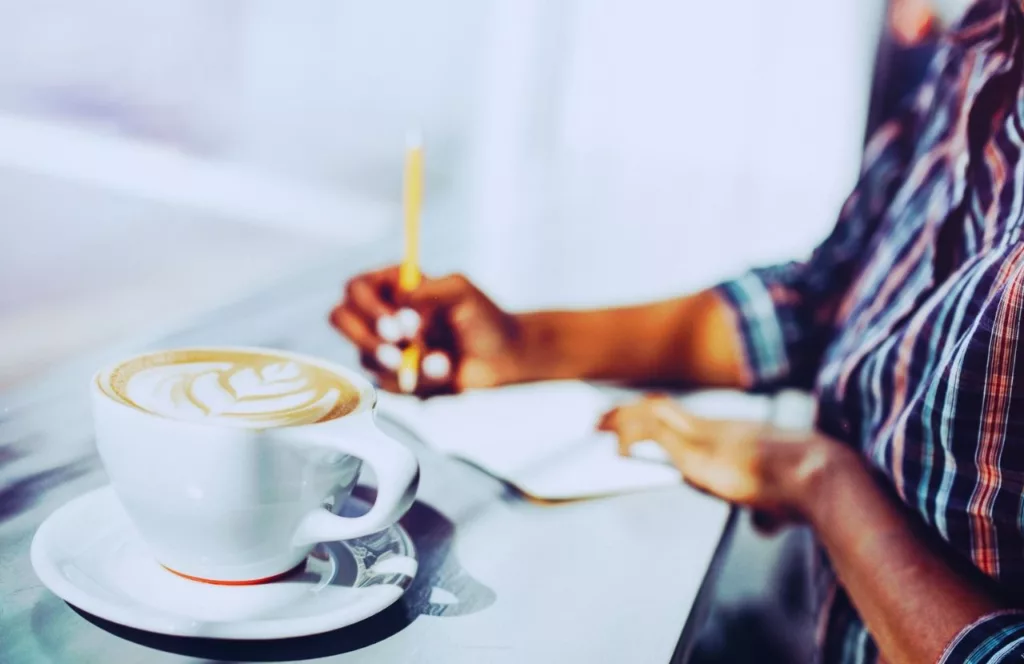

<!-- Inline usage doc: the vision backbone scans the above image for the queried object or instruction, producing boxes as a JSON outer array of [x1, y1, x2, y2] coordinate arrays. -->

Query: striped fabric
[[942, 611, 1024, 662], [716, 2, 1024, 662]]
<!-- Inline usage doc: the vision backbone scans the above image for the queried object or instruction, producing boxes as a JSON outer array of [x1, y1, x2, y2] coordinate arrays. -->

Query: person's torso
[[812, 2, 1024, 661]]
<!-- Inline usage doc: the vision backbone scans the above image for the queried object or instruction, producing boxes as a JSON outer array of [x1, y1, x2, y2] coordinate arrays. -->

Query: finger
[[405, 303, 453, 352], [347, 276, 396, 322], [354, 265, 401, 293], [616, 413, 673, 457], [454, 358, 502, 391], [345, 276, 402, 343], [330, 306, 383, 354], [419, 307, 469, 391], [616, 430, 647, 457], [604, 408, 656, 456], [414, 350, 457, 398], [650, 402, 714, 450], [377, 315, 402, 344], [649, 399, 700, 433], [632, 418, 704, 475], [341, 266, 401, 313], [603, 402, 639, 431], [395, 308, 422, 339], [611, 401, 663, 437], [422, 351, 451, 381], [597, 408, 620, 431], [360, 352, 399, 392], [375, 344, 402, 372]]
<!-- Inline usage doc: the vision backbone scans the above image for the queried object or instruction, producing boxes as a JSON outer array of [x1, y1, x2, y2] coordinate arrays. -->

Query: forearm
[[513, 289, 747, 388], [803, 445, 1001, 663]]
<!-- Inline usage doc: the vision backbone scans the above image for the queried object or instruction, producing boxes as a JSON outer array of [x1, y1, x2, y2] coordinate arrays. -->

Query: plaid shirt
[[717, 1, 1024, 662]]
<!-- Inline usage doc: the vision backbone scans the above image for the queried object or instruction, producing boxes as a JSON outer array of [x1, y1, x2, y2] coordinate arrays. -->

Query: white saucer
[[31, 485, 417, 640]]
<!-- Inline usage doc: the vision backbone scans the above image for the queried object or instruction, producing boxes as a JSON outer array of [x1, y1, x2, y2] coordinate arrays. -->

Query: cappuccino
[[97, 348, 361, 428], [91, 346, 418, 583]]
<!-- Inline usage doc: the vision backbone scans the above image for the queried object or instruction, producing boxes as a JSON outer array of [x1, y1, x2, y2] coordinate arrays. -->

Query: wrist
[[786, 433, 865, 523], [509, 312, 589, 384]]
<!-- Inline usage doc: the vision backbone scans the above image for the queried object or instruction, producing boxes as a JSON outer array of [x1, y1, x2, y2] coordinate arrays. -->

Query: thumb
[[403, 273, 473, 308], [650, 400, 700, 435], [454, 357, 501, 391]]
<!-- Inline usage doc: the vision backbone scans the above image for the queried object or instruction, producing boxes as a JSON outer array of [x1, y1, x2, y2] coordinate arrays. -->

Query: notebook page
[[377, 381, 611, 476]]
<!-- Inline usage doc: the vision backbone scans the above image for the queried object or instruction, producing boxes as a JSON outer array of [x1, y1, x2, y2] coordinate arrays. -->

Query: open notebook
[[376, 381, 779, 501]]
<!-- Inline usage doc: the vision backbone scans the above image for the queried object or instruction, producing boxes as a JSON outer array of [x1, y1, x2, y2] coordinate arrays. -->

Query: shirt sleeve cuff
[[940, 610, 1024, 663], [715, 271, 792, 389]]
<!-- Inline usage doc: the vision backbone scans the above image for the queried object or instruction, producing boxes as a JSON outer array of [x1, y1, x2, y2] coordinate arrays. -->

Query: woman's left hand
[[599, 397, 843, 523]]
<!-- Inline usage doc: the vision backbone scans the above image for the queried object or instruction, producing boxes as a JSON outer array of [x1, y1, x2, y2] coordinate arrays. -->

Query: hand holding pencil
[[330, 133, 530, 396]]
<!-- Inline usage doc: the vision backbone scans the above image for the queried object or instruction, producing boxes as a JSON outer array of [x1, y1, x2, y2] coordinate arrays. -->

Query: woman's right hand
[[330, 267, 530, 396]]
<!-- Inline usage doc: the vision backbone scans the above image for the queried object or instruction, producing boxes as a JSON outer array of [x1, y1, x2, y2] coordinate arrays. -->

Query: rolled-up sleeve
[[715, 115, 915, 390], [941, 612, 1024, 662], [716, 265, 806, 388]]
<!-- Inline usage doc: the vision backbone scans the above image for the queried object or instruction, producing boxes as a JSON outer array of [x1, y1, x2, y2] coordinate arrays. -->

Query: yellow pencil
[[398, 131, 423, 394]]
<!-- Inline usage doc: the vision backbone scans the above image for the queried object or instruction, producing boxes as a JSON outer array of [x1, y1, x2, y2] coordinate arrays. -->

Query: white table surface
[[0, 256, 736, 664]]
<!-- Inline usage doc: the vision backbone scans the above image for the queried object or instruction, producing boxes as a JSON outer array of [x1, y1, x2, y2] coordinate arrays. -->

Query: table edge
[[671, 506, 740, 664]]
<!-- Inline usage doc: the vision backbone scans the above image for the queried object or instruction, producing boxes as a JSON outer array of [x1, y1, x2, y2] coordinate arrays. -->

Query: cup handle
[[287, 420, 419, 545]]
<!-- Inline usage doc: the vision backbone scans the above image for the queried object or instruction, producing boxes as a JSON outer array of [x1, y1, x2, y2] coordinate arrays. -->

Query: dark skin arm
[[807, 446, 999, 663], [330, 266, 746, 395], [514, 289, 747, 388], [602, 400, 1003, 664]]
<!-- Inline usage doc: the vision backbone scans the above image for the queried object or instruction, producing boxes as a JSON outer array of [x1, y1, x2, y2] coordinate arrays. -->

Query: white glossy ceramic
[[91, 347, 419, 583], [31, 486, 418, 639]]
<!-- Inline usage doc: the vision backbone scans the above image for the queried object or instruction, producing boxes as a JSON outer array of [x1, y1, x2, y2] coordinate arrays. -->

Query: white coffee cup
[[91, 346, 419, 584]]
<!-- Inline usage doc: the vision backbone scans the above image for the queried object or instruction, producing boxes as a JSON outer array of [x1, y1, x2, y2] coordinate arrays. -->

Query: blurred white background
[[0, 0, 884, 385]]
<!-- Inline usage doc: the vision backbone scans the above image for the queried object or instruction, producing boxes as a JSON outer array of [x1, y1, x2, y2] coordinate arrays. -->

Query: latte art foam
[[100, 350, 361, 427]]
